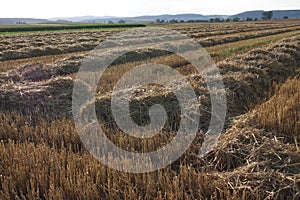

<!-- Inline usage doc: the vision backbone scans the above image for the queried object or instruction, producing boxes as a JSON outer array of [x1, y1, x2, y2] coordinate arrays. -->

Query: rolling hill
[[230, 10, 300, 19], [0, 18, 49, 25], [0, 10, 299, 25]]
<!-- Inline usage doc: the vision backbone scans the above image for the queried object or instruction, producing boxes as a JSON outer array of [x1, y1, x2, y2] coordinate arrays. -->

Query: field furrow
[[1, 21, 300, 199], [1, 24, 300, 63]]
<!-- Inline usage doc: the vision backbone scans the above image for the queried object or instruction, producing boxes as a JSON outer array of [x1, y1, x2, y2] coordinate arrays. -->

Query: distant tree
[[283, 16, 289, 19], [209, 18, 214, 22], [156, 19, 161, 23], [214, 18, 222, 22], [262, 11, 273, 20], [107, 21, 114, 24], [254, 18, 258, 21], [16, 21, 26, 24], [169, 19, 178, 23], [246, 17, 253, 21], [180, 20, 185, 23], [118, 19, 126, 24], [232, 17, 240, 22], [161, 19, 165, 23], [225, 18, 231, 22]]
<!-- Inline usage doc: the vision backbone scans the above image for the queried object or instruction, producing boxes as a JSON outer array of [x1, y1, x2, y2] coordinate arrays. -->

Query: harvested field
[[0, 21, 300, 199], [1, 21, 300, 63], [0, 30, 119, 61], [196, 26, 300, 47], [1, 35, 298, 119]]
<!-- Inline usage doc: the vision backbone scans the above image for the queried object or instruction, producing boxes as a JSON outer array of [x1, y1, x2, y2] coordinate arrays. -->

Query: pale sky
[[2, 0, 300, 18]]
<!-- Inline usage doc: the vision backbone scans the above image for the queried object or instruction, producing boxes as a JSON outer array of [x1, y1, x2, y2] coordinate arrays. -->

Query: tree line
[[154, 11, 291, 24]]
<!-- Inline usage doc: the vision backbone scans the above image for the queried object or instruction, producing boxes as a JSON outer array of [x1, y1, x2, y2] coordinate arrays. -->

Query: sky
[[2, 0, 300, 18]]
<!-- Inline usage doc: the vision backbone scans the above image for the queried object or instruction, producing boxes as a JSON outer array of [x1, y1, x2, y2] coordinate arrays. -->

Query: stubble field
[[0, 20, 299, 199]]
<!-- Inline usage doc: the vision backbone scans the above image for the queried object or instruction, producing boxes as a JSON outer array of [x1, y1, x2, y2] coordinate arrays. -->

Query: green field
[[0, 23, 146, 33]]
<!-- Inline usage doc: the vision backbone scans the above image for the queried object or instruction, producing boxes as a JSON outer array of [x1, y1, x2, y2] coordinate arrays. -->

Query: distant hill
[[230, 10, 300, 19], [78, 14, 229, 23], [48, 16, 117, 22], [229, 10, 264, 19], [1, 10, 299, 25], [0, 18, 49, 25], [64, 10, 300, 23]]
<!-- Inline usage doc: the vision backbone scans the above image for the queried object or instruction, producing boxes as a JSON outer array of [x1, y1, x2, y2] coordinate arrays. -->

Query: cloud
[[1, 0, 299, 18]]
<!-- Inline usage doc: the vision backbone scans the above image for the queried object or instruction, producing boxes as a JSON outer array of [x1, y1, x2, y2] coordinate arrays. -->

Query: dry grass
[[207, 30, 300, 62], [253, 78, 300, 144], [0, 51, 89, 73], [197, 26, 300, 47], [0, 30, 118, 61], [1, 21, 299, 63], [0, 112, 299, 199], [0, 23, 300, 199], [0, 21, 299, 77]]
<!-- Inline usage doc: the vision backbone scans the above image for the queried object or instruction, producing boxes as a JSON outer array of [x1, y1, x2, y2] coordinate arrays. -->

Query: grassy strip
[[0, 23, 145, 33], [0, 27, 128, 35]]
